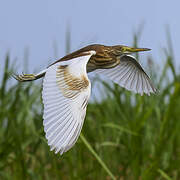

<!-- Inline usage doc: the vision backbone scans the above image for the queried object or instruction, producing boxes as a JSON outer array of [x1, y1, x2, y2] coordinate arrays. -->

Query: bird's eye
[[121, 47, 126, 52]]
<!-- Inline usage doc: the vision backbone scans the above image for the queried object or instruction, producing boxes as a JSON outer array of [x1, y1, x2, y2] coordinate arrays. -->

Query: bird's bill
[[121, 46, 151, 54]]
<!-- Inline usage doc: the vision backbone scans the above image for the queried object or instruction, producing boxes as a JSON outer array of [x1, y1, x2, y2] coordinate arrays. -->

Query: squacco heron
[[14, 44, 156, 155]]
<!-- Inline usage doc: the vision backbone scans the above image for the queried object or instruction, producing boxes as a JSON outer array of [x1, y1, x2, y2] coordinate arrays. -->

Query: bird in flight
[[14, 44, 156, 155]]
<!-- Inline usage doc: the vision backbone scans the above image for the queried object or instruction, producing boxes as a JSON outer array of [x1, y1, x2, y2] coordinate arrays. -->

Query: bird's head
[[111, 45, 151, 57]]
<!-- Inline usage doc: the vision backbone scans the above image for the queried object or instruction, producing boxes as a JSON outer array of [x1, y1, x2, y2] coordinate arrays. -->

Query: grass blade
[[80, 134, 116, 180], [158, 169, 172, 180]]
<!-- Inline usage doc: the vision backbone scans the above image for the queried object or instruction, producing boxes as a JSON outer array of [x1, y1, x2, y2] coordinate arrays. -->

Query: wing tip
[[138, 86, 158, 96], [49, 144, 72, 155]]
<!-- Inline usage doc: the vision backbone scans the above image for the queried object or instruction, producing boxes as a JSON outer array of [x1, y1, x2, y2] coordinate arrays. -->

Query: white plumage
[[42, 51, 95, 154]]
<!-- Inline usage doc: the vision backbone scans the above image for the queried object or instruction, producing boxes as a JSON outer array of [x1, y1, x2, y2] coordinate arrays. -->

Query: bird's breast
[[87, 56, 120, 71]]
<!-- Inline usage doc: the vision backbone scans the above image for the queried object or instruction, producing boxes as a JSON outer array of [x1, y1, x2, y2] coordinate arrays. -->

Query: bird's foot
[[13, 73, 36, 82]]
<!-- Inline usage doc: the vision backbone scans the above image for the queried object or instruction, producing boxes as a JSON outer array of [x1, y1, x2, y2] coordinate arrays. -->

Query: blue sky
[[0, 0, 180, 73]]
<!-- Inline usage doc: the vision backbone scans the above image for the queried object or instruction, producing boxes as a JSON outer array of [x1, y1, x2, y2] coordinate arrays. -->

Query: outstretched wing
[[42, 51, 96, 155], [94, 55, 156, 95]]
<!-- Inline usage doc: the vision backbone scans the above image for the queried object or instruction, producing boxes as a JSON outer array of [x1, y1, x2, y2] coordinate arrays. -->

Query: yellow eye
[[121, 47, 128, 53], [122, 47, 127, 52]]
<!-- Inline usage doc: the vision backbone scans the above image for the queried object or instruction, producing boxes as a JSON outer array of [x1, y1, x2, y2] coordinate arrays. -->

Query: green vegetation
[[0, 46, 180, 180]]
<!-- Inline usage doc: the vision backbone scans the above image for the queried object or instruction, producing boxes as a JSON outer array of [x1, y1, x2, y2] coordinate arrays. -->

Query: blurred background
[[0, 0, 180, 179]]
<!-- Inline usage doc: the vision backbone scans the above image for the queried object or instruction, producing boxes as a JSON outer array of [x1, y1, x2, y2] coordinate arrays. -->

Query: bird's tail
[[13, 69, 47, 82]]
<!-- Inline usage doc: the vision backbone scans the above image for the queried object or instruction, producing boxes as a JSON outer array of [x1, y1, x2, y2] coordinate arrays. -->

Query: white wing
[[42, 50, 96, 155], [94, 55, 156, 95]]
